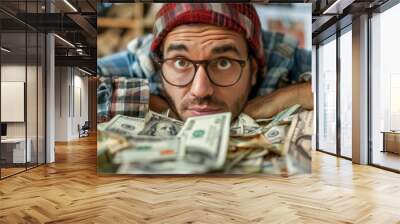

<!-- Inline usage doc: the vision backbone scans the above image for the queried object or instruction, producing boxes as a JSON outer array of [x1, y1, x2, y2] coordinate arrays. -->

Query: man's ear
[[250, 57, 258, 86]]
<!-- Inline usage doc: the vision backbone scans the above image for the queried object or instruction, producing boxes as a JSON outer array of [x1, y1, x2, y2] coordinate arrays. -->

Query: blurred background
[[97, 3, 312, 58]]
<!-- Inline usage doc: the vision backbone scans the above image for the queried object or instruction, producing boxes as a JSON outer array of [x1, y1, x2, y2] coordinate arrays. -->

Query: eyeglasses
[[155, 56, 249, 87]]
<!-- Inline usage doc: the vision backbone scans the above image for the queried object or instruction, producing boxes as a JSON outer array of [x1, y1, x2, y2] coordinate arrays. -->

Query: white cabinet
[[1, 138, 32, 163]]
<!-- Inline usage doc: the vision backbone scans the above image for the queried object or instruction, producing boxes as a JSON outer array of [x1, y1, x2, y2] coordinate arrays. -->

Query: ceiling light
[[63, 0, 78, 12], [78, 67, 92, 76], [1, 47, 11, 53], [54, 34, 75, 48], [323, 0, 343, 14]]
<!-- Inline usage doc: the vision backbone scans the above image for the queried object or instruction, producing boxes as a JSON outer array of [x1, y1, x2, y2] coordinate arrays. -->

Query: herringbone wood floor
[[1, 134, 400, 224]]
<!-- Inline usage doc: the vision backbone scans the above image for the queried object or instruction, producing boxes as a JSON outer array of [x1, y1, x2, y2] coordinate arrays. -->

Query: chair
[[78, 121, 90, 138]]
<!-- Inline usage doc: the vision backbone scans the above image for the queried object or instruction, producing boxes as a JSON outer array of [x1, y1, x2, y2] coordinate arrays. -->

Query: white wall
[[1, 65, 26, 140], [1, 64, 46, 164], [54, 67, 89, 141], [1, 65, 35, 137], [54, 66, 69, 141]]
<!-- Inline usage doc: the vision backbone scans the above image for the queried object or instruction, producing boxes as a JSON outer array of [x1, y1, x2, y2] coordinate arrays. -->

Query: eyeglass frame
[[153, 56, 250, 87]]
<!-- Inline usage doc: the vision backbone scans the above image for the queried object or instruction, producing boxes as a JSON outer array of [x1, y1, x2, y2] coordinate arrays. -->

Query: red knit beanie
[[150, 3, 265, 71]]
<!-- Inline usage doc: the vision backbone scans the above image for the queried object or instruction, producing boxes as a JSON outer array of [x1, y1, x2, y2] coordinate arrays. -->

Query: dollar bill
[[255, 118, 274, 126], [98, 105, 313, 175], [97, 132, 132, 173], [227, 148, 268, 160], [233, 157, 264, 174], [113, 135, 185, 164], [262, 156, 290, 175], [161, 109, 170, 117], [263, 125, 288, 144], [230, 113, 261, 137], [230, 125, 262, 137], [101, 114, 145, 137], [229, 134, 270, 149], [178, 112, 231, 170], [262, 104, 301, 133], [231, 113, 259, 127], [246, 148, 269, 159], [284, 110, 313, 173], [102, 134, 132, 155], [224, 149, 253, 172], [97, 122, 108, 132], [225, 148, 268, 173], [139, 110, 183, 137]]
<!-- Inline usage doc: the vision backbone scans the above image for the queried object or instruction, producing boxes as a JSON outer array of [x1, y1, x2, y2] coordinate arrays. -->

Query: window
[[339, 29, 352, 158], [0, 1, 47, 179], [371, 2, 400, 171], [317, 37, 337, 154]]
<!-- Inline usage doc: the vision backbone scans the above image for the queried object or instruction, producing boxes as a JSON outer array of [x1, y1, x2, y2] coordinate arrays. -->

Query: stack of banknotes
[[97, 104, 313, 175]]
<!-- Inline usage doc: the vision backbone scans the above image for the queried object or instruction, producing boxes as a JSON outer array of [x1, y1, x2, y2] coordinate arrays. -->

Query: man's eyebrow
[[211, 44, 242, 58], [166, 43, 188, 54], [165, 43, 243, 57]]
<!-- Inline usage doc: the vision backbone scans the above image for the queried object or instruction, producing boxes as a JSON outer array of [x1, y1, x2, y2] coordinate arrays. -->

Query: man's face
[[160, 24, 258, 121]]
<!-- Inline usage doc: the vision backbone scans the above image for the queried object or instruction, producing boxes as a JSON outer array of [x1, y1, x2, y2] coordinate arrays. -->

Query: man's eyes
[[172, 59, 191, 69], [214, 58, 233, 69]]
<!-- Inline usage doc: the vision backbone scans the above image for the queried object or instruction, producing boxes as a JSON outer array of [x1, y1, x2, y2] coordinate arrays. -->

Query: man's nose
[[190, 65, 214, 98]]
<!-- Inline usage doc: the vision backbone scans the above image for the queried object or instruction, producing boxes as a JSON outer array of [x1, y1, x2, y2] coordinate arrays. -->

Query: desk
[[1, 138, 31, 163], [382, 131, 400, 154]]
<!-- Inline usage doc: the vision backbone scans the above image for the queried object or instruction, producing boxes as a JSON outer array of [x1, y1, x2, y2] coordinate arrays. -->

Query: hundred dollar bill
[[98, 132, 131, 155], [255, 117, 273, 124], [230, 113, 261, 137], [229, 133, 283, 155], [225, 148, 268, 173], [232, 157, 264, 174], [102, 134, 132, 155], [178, 112, 231, 169], [139, 110, 183, 137], [230, 125, 262, 137], [227, 148, 268, 160], [246, 148, 269, 159], [101, 114, 145, 137], [262, 104, 301, 133], [284, 110, 313, 173], [161, 109, 170, 117], [97, 132, 132, 173], [113, 135, 185, 164], [263, 125, 289, 144], [97, 122, 108, 132], [229, 134, 270, 149], [224, 149, 253, 172], [231, 113, 259, 127], [262, 156, 292, 175]]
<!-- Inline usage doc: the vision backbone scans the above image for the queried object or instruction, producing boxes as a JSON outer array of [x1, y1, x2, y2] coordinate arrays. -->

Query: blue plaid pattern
[[97, 76, 149, 122]]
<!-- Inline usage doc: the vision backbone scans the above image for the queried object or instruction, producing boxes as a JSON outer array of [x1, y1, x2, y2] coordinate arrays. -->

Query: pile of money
[[97, 105, 313, 175]]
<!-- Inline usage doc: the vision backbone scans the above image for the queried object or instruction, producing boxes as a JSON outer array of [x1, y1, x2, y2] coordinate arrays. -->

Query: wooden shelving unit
[[97, 3, 156, 57]]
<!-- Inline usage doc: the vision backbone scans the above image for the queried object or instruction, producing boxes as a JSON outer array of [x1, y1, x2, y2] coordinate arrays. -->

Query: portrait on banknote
[[97, 3, 313, 175]]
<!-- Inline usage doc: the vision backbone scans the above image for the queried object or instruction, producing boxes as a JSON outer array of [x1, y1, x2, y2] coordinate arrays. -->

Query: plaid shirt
[[98, 77, 149, 122], [97, 31, 311, 122]]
